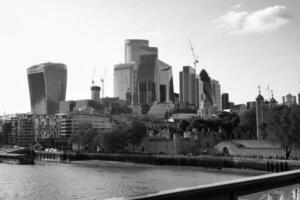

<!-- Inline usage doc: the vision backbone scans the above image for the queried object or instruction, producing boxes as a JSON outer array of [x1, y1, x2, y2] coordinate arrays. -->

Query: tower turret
[[256, 87, 264, 140]]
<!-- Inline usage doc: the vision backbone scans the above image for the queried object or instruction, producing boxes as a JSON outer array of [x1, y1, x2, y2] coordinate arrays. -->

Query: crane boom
[[188, 38, 199, 72]]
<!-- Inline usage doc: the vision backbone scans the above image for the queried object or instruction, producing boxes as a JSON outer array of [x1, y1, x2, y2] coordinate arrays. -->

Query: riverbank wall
[[0, 153, 35, 164], [34, 151, 300, 172]]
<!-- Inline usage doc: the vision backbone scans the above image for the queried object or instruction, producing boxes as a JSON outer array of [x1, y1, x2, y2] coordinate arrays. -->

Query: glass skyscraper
[[27, 63, 67, 114]]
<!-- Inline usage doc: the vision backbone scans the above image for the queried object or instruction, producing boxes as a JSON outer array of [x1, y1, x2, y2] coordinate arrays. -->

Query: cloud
[[214, 5, 292, 34], [231, 4, 242, 9]]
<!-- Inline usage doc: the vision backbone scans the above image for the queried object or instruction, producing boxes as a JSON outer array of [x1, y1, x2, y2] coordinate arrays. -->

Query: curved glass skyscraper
[[27, 63, 67, 114]]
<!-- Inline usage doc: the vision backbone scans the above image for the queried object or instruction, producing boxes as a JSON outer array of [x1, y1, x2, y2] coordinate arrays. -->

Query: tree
[[178, 120, 190, 133], [218, 112, 240, 139], [127, 120, 147, 152], [94, 124, 129, 153], [264, 105, 300, 159], [239, 108, 256, 139], [70, 122, 97, 151]]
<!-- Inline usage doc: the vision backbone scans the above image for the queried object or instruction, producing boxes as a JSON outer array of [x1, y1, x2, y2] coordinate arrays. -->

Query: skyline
[[0, 0, 299, 114]]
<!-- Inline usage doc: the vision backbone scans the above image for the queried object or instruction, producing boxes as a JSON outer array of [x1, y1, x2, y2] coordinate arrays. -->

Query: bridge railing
[[126, 169, 300, 200]]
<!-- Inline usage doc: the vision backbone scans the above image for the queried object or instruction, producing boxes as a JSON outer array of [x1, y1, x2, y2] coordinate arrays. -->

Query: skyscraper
[[137, 54, 157, 104], [211, 79, 221, 112], [114, 63, 134, 102], [199, 69, 214, 118], [27, 63, 67, 114], [114, 39, 173, 106], [157, 60, 174, 103], [124, 39, 158, 65], [222, 93, 229, 110], [179, 66, 202, 107]]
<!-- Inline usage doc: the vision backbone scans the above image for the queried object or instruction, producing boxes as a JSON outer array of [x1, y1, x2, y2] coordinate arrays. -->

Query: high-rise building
[[222, 93, 230, 110], [114, 63, 134, 102], [27, 63, 67, 114], [114, 39, 173, 107], [124, 39, 158, 65], [179, 66, 204, 108], [298, 93, 300, 105], [157, 60, 174, 103], [137, 54, 157, 105], [199, 69, 214, 118], [211, 79, 221, 112]]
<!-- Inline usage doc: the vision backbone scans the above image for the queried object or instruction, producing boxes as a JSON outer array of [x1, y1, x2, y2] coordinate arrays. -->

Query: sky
[[0, 0, 299, 114]]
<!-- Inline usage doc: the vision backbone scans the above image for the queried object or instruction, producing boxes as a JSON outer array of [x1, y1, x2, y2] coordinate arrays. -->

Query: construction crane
[[188, 38, 199, 72], [100, 67, 107, 98]]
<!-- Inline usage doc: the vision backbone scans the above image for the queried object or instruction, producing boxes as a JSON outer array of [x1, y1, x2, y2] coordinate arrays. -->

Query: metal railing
[[126, 169, 300, 200]]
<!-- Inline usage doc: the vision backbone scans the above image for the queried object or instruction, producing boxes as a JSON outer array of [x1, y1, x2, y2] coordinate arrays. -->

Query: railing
[[126, 170, 300, 200]]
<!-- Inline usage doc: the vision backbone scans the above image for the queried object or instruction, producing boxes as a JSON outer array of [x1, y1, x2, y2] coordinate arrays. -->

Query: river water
[[0, 160, 263, 200]]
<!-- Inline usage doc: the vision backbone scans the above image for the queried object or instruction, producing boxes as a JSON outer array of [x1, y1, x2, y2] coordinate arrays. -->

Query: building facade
[[211, 79, 222, 112], [222, 93, 230, 110], [283, 93, 297, 107], [27, 63, 67, 114], [114, 63, 134, 102], [114, 39, 174, 108], [179, 66, 203, 108]]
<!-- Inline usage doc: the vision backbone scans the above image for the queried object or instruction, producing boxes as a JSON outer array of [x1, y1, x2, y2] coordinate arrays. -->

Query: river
[[0, 160, 264, 200]]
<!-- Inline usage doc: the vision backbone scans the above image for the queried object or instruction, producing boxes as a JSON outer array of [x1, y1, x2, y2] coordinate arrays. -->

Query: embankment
[[35, 151, 300, 172]]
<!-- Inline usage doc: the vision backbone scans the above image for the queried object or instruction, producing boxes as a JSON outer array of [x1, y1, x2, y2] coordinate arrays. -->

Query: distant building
[[157, 60, 174, 103], [222, 93, 230, 110], [179, 66, 203, 108], [230, 104, 247, 116], [124, 39, 157, 65], [247, 101, 256, 110], [199, 69, 214, 119], [211, 79, 221, 112], [114, 39, 173, 108], [114, 63, 134, 102], [27, 63, 67, 114], [283, 93, 297, 107], [298, 93, 300, 105], [137, 54, 158, 105], [91, 86, 101, 101]]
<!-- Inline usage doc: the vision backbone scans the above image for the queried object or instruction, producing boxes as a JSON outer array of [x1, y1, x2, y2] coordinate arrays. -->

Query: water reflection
[[0, 160, 263, 200]]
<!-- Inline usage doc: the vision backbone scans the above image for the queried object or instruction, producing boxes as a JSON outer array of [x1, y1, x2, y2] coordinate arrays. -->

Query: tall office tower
[[211, 79, 222, 112], [179, 66, 196, 105], [137, 54, 158, 104], [222, 93, 229, 110], [199, 69, 214, 118], [124, 39, 158, 65], [114, 39, 174, 106], [179, 66, 203, 107], [114, 63, 134, 102], [27, 63, 67, 114], [123, 39, 158, 105], [157, 60, 174, 103], [298, 93, 300, 105]]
